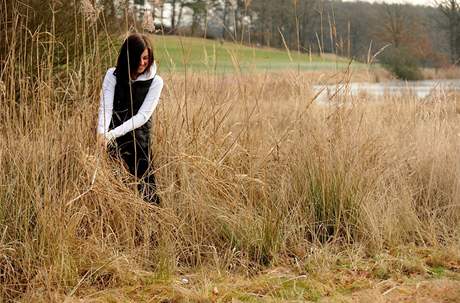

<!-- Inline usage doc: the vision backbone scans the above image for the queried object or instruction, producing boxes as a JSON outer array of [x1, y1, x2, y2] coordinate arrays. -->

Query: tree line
[[4, 0, 460, 67]]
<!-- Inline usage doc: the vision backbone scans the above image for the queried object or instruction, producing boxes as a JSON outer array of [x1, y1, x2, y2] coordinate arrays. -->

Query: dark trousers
[[109, 139, 160, 205]]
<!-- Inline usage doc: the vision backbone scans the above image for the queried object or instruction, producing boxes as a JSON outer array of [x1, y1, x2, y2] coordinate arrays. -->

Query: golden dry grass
[[1, 2, 460, 302], [423, 66, 460, 80]]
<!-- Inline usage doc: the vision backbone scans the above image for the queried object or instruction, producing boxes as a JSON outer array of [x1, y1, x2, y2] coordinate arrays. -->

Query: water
[[313, 79, 460, 104]]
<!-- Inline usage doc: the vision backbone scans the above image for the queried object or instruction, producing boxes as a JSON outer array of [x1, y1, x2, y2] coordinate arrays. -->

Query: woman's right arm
[[97, 68, 116, 137]]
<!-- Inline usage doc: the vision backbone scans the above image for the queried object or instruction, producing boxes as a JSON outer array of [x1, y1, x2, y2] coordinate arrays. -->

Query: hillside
[[146, 34, 360, 73]]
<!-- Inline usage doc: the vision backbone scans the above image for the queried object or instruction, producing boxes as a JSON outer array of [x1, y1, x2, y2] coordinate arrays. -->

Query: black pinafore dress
[[109, 76, 159, 204]]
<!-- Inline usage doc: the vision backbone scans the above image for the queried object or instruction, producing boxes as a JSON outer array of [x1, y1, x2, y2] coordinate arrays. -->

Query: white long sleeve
[[96, 64, 163, 140], [96, 68, 116, 135]]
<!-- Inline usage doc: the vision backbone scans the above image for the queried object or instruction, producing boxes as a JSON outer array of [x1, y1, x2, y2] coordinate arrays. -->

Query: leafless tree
[[437, 0, 460, 63]]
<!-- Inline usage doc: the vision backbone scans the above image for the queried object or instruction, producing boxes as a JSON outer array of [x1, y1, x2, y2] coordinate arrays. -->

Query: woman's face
[[137, 48, 149, 74]]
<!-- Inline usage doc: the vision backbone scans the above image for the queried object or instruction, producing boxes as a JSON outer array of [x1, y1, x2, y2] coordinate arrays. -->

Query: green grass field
[[144, 34, 359, 73]]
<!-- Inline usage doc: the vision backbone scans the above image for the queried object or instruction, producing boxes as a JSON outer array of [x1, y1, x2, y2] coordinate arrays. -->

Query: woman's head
[[114, 33, 154, 82]]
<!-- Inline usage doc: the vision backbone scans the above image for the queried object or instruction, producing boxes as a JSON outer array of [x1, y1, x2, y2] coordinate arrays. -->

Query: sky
[[343, 0, 435, 6]]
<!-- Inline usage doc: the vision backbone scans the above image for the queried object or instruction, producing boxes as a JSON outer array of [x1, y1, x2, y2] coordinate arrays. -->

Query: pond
[[313, 79, 460, 104]]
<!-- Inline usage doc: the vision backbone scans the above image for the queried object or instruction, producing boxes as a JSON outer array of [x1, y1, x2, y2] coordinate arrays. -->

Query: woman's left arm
[[106, 76, 164, 140]]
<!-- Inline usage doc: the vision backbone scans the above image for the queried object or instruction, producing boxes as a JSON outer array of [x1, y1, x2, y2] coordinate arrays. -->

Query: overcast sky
[[343, 0, 435, 6]]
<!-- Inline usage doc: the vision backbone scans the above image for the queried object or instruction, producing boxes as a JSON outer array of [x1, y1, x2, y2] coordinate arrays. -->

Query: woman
[[97, 33, 164, 204]]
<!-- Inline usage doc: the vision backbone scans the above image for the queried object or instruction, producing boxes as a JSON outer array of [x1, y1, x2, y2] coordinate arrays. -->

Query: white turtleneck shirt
[[96, 63, 164, 140]]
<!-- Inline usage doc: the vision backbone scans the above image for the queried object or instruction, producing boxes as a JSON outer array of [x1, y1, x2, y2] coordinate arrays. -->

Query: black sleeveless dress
[[109, 76, 159, 204]]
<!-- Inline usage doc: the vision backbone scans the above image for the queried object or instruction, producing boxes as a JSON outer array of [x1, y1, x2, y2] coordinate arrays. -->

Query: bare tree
[[379, 3, 409, 48], [437, 0, 460, 63]]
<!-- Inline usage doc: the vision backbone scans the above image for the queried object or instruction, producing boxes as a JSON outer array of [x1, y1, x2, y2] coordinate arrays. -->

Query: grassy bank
[[151, 35, 359, 73], [1, 3, 460, 302]]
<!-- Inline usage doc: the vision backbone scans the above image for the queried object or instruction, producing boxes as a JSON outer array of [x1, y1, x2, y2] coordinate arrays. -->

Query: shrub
[[380, 47, 423, 81]]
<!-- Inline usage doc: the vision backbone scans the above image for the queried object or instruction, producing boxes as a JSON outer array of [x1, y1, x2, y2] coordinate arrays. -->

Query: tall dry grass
[[1, 1, 460, 301]]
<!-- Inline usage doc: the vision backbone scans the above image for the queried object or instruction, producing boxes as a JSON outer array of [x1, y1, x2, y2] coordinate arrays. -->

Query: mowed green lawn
[[144, 34, 361, 73]]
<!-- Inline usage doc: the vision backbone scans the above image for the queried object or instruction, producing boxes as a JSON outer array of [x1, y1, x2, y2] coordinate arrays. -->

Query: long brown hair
[[114, 33, 154, 83]]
